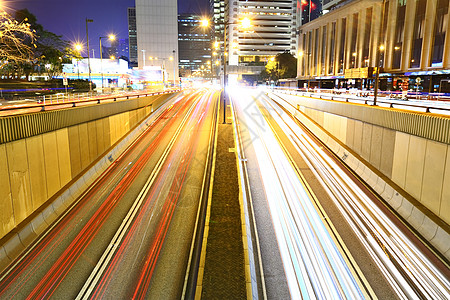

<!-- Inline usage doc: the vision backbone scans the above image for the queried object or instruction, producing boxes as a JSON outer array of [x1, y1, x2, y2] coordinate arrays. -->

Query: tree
[[277, 52, 297, 79], [260, 51, 298, 83], [15, 9, 68, 79], [0, 11, 36, 65]]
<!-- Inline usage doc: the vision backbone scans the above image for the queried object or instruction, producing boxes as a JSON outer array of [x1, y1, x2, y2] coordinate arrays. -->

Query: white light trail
[[234, 90, 368, 299], [264, 92, 450, 300]]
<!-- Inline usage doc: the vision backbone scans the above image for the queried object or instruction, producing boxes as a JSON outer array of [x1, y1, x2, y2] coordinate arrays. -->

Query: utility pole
[[141, 49, 146, 68], [86, 18, 93, 92], [173, 49, 176, 86], [373, 0, 385, 106], [223, 24, 227, 124]]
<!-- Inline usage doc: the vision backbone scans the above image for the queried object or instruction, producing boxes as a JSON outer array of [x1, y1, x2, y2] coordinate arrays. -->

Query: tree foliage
[[260, 51, 297, 82], [15, 9, 69, 78], [0, 11, 36, 65]]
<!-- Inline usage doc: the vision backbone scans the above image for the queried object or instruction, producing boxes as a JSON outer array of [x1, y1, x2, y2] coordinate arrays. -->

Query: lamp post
[[373, 0, 386, 106], [85, 18, 93, 92], [203, 17, 252, 124], [373, 45, 385, 105], [99, 34, 116, 91], [74, 43, 82, 79], [141, 49, 146, 68], [172, 50, 176, 87]]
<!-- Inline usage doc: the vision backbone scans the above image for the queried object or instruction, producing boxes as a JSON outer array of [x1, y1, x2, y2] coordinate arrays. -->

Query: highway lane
[[232, 89, 373, 299], [0, 89, 218, 299], [232, 88, 450, 299], [265, 91, 450, 299]]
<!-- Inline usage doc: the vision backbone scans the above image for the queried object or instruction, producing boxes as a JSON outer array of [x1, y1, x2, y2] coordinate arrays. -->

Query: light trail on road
[[265, 92, 450, 299], [233, 89, 372, 299], [238, 88, 450, 299], [0, 89, 218, 299]]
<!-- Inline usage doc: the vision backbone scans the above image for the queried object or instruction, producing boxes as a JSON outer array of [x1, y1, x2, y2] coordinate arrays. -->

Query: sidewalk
[[200, 97, 247, 299]]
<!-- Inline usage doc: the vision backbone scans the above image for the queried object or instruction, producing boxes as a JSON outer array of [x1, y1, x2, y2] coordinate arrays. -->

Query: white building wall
[[135, 0, 179, 81]]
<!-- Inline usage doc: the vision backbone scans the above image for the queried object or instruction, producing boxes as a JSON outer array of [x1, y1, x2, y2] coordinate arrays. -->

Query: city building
[[102, 39, 129, 61], [135, 0, 179, 82], [297, 0, 450, 93], [178, 14, 212, 76], [211, 0, 298, 65], [62, 58, 130, 89], [128, 7, 138, 67]]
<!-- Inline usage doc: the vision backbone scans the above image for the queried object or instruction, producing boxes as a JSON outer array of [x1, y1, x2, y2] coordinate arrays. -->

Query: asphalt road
[[231, 87, 449, 299], [0, 89, 218, 299]]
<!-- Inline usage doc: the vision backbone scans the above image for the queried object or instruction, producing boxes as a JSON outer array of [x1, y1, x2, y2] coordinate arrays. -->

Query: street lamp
[[373, 0, 386, 106], [373, 45, 385, 105], [85, 18, 93, 92], [202, 16, 253, 123], [74, 43, 83, 79], [141, 49, 146, 68], [171, 49, 176, 87], [99, 34, 116, 90]]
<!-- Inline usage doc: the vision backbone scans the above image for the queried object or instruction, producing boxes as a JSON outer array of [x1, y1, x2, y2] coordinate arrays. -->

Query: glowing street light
[[73, 43, 83, 79], [201, 19, 209, 27], [241, 17, 252, 29], [201, 17, 253, 123], [99, 34, 116, 90]]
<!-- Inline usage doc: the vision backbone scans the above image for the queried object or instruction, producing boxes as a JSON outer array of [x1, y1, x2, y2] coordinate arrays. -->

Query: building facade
[[211, 0, 298, 66], [178, 14, 212, 75], [297, 0, 450, 92], [128, 7, 138, 67], [135, 0, 179, 81]]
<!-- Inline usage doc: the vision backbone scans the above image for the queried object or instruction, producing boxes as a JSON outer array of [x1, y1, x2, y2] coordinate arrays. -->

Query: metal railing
[[273, 87, 450, 116], [0, 88, 181, 115]]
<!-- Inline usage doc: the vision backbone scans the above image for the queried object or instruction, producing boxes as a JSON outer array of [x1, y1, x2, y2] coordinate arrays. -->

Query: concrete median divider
[[268, 92, 450, 262], [0, 93, 179, 274]]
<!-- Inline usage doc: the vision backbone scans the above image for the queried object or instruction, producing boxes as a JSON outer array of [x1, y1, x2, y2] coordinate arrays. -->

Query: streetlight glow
[[241, 17, 252, 29], [74, 43, 82, 52], [108, 34, 116, 41], [201, 19, 209, 27], [214, 41, 220, 49]]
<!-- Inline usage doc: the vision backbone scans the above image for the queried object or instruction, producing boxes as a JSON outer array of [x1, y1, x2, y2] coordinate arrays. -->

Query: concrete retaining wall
[[0, 94, 178, 272], [270, 92, 450, 260], [275, 93, 450, 225], [0, 95, 169, 241]]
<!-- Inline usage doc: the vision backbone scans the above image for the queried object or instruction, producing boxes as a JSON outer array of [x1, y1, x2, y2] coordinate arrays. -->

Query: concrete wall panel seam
[[17, 224, 36, 248], [407, 207, 426, 230], [397, 198, 414, 220], [418, 217, 439, 241], [429, 228, 450, 256], [3, 233, 24, 261]]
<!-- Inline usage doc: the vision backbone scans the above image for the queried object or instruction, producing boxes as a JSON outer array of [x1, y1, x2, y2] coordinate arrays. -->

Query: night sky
[[5, 0, 210, 57]]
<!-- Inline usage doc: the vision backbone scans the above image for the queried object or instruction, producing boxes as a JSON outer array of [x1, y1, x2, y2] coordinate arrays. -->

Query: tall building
[[135, 0, 179, 81], [297, 0, 450, 92], [178, 14, 212, 74], [128, 7, 138, 66], [103, 39, 130, 61], [211, 0, 298, 66]]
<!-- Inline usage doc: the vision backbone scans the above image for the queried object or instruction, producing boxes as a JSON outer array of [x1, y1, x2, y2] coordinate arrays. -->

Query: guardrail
[[273, 87, 450, 116], [0, 89, 181, 115], [0, 89, 181, 144]]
